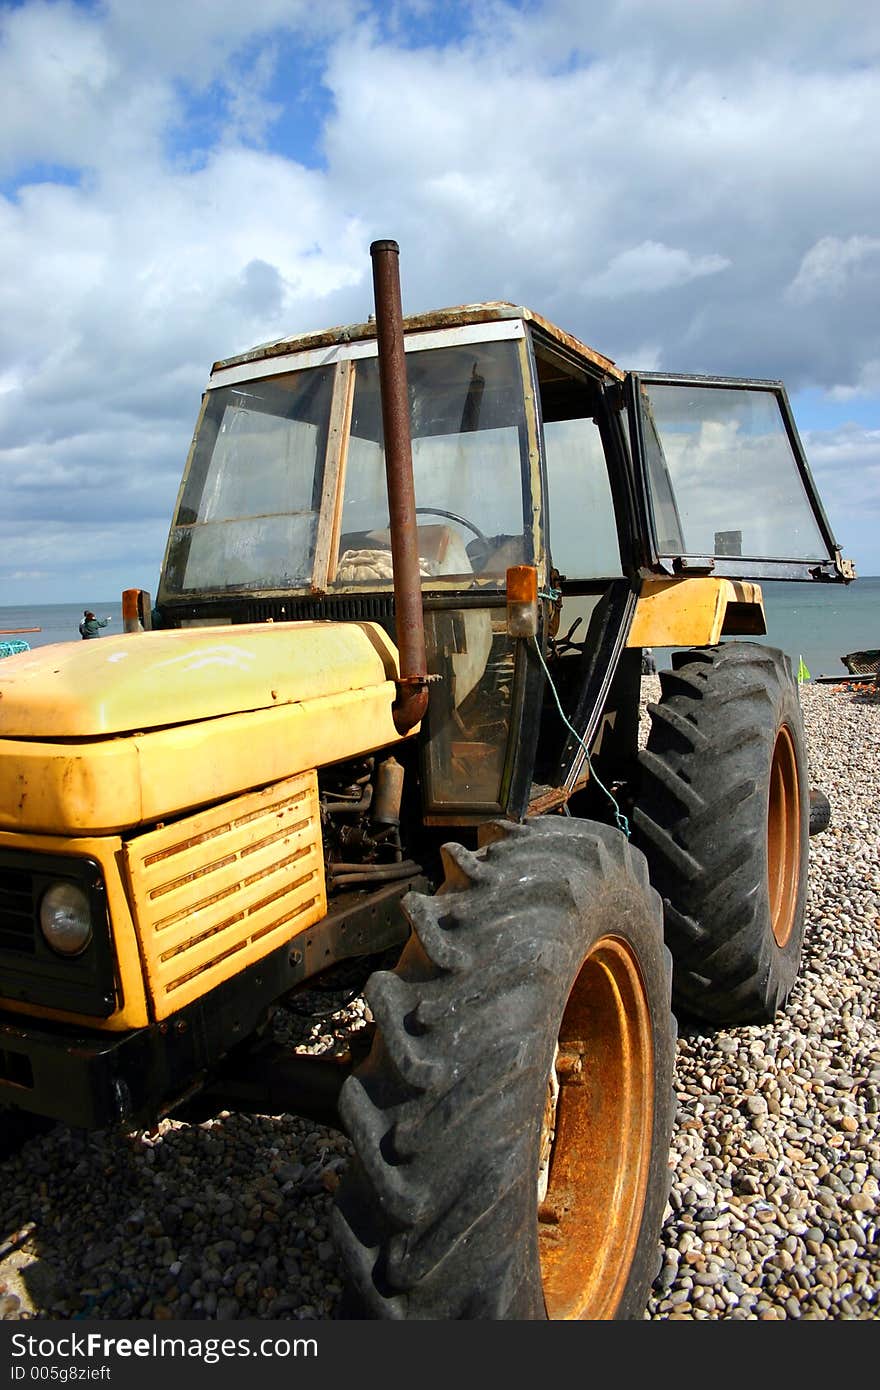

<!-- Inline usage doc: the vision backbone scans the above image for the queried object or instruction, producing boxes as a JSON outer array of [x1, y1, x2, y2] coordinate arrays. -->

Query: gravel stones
[[1, 678, 877, 1321], [0, 1003, 365, 1322]]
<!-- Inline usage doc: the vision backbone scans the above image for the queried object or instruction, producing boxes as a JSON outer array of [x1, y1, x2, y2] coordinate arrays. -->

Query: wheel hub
[[768, 724, 801, 948], [537, 935, 654, 1319]]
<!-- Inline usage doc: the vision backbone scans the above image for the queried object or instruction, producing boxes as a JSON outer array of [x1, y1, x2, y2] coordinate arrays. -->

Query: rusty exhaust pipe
[[370, 239, 430, 734]]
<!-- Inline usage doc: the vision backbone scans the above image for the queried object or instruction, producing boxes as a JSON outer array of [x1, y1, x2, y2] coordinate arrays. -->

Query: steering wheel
[[414, 507, 489, 548]]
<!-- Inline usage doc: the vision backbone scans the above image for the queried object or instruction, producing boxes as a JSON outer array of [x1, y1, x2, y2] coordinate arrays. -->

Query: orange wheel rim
[[537, 936, 654, 1320], [768, 725, 801, 948]]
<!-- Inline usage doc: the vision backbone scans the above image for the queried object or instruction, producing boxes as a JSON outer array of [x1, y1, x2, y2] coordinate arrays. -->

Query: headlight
[[39, 881, 93, 956]]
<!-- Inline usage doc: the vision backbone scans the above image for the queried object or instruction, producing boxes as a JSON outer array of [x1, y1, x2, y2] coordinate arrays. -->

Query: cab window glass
[[164, 368, 333, 593], [335, 342, 530, 587], [640, 383, 828, 560], [543, 417, 623, 578]]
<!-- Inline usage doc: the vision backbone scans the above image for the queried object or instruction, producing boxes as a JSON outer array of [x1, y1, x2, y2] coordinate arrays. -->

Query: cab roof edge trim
[[211, 302, 623, 383], [208, 319, 525, 391]]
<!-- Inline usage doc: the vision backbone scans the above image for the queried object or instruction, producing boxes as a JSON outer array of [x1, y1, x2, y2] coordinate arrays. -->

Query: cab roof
[[212, 301, 625, 383]]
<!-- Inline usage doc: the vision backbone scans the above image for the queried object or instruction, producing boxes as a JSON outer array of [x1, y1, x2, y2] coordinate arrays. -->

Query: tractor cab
[[156, 300, 850, 827]]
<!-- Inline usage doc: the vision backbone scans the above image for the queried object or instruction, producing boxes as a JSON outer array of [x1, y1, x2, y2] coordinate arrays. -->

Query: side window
[[543, 418, 623, 580], [632, 379, 831, 563]]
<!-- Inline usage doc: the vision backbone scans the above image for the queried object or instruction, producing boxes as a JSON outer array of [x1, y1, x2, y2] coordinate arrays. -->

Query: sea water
[[740, 575, 879, 680], [0, 601, 124, 651], [0, 577, 877, 679]]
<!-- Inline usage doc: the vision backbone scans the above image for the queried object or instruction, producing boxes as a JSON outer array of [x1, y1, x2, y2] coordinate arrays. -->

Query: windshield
[[334, 341, 529, 586], [162, 368, 334, 594], [162, 338, 530, 598]]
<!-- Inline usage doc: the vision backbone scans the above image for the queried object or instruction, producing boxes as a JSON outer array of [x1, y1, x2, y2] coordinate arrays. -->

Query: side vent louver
[[124, 771, 326, 1019]]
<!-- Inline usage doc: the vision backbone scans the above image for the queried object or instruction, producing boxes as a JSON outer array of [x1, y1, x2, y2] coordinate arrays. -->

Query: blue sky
[[1, 0, 878, 604]]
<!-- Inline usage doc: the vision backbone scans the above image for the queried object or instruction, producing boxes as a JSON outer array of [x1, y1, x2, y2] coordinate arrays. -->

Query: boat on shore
[[841, 649, 880, 677], [814, 649, 879, 688]]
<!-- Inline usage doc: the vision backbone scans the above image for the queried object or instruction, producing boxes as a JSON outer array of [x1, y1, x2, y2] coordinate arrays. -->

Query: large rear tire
[[331, 816, 676, 1320], [633, 642, 809, 1026]]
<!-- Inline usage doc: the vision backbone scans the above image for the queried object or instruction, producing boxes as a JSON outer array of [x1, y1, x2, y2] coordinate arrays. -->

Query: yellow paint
[[0, 617, 412, 836], [0, 620, 407, 1030], [0, 774, 329, 1030], [626, 578, 765, 649], [0, 682, 409, 836], [0, 620, 401, 738], [0, 829, 150, 1030], [125, 771, 326, 1020]]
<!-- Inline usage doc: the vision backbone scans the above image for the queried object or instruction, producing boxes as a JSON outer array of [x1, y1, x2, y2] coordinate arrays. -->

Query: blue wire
[[531, 633, 631, 838]]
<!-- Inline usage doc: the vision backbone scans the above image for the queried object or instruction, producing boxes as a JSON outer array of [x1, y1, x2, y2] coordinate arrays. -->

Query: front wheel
[[331, 816, 676, 1320], [633, 642, 809, 1025]]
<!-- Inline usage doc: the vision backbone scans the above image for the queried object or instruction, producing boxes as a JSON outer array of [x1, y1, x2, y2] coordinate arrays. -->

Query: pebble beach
[[0, 676, 878, 1322]]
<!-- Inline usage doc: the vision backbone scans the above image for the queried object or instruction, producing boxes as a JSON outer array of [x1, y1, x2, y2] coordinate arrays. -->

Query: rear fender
[[626, 577, 766, 650]]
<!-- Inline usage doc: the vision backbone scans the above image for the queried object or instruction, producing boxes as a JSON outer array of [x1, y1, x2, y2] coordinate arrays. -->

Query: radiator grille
[[161, 594, 396, 626], [243, 595, 395, 624], [124, 771, 326, 1019], [0, 865, 36, 954]]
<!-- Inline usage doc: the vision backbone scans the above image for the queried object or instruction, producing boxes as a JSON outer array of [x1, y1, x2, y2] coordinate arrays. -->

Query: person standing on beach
[[79, 610, 111, 639]]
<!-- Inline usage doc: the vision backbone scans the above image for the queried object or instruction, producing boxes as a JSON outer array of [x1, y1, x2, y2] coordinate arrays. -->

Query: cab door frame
[[625, 371, 852, 583]]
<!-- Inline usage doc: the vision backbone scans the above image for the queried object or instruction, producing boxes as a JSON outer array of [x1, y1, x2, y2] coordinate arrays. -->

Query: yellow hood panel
[[0, 621, 412, 834], [0, 621, 400, 738]]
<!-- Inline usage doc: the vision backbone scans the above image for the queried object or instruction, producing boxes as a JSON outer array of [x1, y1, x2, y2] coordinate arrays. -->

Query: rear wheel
[[809, 787, 831, 837], [331, 816, 676, 1320], [633, 642, 809, 1025]]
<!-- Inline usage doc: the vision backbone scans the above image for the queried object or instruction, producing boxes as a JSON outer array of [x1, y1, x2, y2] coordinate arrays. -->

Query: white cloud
[[584, 241, 730, 298], [101, 0, 354, 81], [478, 0, 880, 70], [609, 342, 664, 372], [800, 422, 880, 579], [804, 423, 880, 478], [828, 359, 880, 402], [787, 235, 880, 304], [0, 1, 174, 177]]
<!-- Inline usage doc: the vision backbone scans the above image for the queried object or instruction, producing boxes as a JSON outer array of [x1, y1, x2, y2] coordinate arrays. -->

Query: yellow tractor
[[0, 241, 852, 1318]]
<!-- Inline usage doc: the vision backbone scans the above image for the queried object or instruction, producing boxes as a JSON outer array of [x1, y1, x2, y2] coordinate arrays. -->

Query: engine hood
[[0, 621, 401, 739]]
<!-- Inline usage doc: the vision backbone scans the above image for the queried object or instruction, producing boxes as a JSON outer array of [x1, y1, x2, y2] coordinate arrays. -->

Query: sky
[[0, 0, 878, 606]]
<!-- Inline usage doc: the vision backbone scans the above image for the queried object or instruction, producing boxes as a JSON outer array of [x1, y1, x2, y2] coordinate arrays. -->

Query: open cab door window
[[626, 373, 851, 582]]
